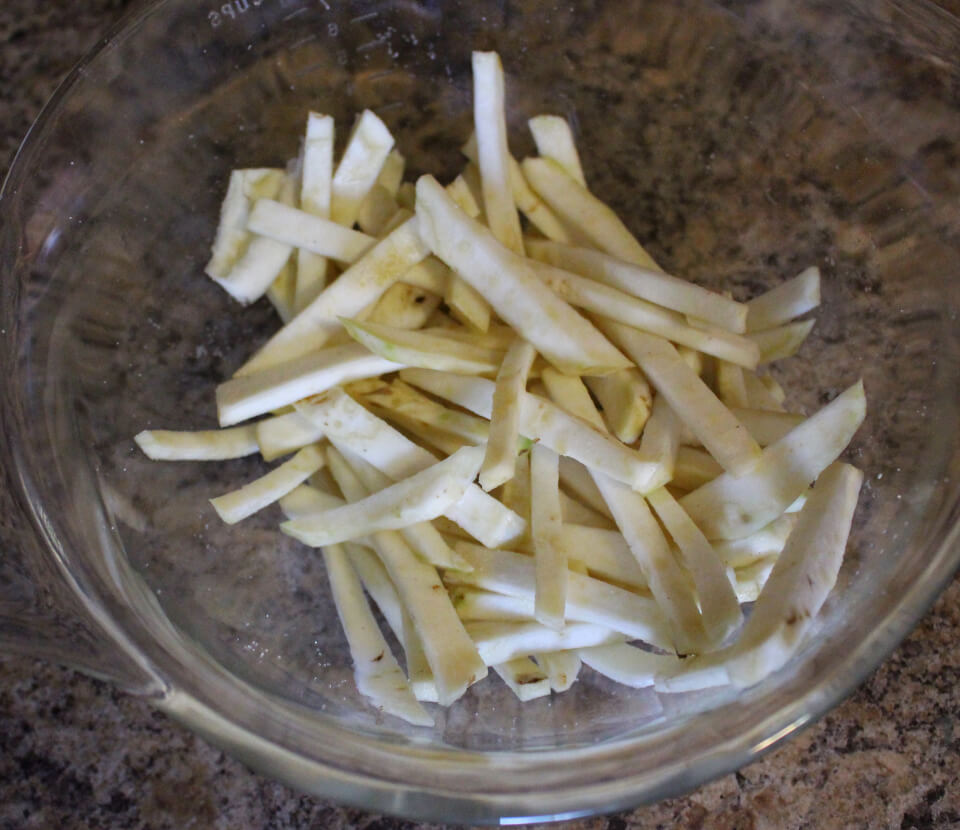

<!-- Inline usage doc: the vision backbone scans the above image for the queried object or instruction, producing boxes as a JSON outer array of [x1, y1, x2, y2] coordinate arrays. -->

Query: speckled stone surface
[[2, 1, 960, 828]]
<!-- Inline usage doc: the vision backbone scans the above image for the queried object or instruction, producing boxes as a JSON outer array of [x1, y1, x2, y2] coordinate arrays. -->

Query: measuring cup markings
[[281, 7, 310, 22], [288, 32, 320, 52], [207, 0, 264, 29], [207, 0, 316, 29]]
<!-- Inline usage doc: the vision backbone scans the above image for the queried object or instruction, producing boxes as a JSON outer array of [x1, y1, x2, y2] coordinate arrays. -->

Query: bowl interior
[[4, 0, 960, 792]]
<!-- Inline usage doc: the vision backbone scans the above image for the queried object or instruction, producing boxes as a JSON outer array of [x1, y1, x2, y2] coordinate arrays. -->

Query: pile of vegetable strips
[[135, 51, 866, 726]]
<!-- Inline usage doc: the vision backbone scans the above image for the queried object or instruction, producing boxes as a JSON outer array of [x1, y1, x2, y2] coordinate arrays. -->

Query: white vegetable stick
[[531, 444, 565, 630], [214, 233, 293, 305], [592, 473, 705, 654], [344, 542, 404, 635], [732, 556, 777, 603], [310, 466, 343, 497], [597, 322, 762, 477], [713, 514, 797, 567], [415, 176, 631, 376], [341, 317, 503, 374], [295, 387, 526, 548], [396, 182, 416, 210], [445, 272, 492, 333], [746, 266, 821, 333], [381, 207, 415, 235], [534, 375, 702, 651], [467, 620, 625, 667], [334, 448, 473, 573], [377, 150, 406, 196], [336, 544, 406, 628], [248, 199, 375, 262], [356, 185, 400, 238], [551, 525, 647, 592], [557, 458, 614, 519], [426, 324, 518, 351], [210, 444, 325, 524], [365, 283, 441, 330], [242, 178, 469, 377], [452, 588, 536, 622], [741, 371, 786, 412], [205, 171, 256, 279], [445, 173, 483, 219], [361, 379, 508, 449], [672, 446, 723, 491], [400, 369, 663, 491], [214, 172, 299, 305], [472, 52, 524, 255], [459, 162, 485, 213], [759, 373, 787, 404], [326, 448, 486, 705], [723, 463, 863, 686], [534, 651, 581, 692], [498, 450, 532, 537], [206, 169, 286, 281], [301, 113, 335, 217], [584, 369, 651, 444], [552, 547, 591, 569], [521, 157, 661, 270], [563, 502, 624, 540], [400, 257, 451, 295], [637, 395, 682, 491], [330, 110, 395, 228], [462, 133, 571, 243], [716, 359, 749, 409], [278, 483, 346, 519], [493, 657, 552, 701], [653, 654, 731, 693], [540, 369, 606, 430], [297, 113, 335, 310], [748, 319, 817, 364], [257, 411, 325, 461], [729, 407, 805, 447], [680, 381, 866, 540], [237, 216, 429, 375], [322, 543, 433, 726], [380, 412, 471, 457], [508, 156, 573, 242], [217, 343, 402, 426], [527, 260, 759, 368], [135, 426, 259, 461], [646, 487, 743, 647], [569, 554, 596, 576], [266, 259, 297, 323], [528, 115, 587, 187], [240, 169, 290, 197], [332, 530, 433, 695], [451, 542, 674, 647], [481, 340, 537, 491], [527, 239, 748, 334], [400, 605, 440, 703], [295, 387, 448, 480], [677, 345, 705, 376], [282, 446, 484, 546], [399, 521, 472, 572], [579, 643, 678, 688]]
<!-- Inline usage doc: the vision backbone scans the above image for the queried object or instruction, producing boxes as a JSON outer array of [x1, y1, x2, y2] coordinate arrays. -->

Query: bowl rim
[[2, 0, 960, 823]]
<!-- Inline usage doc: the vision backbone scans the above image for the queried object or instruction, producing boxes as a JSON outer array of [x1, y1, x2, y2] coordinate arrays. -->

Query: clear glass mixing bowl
[[1, 0, 959, 822]]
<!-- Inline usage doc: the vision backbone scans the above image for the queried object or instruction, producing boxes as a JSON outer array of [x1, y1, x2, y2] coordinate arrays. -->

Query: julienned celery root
[[135, 49, 865, 723]]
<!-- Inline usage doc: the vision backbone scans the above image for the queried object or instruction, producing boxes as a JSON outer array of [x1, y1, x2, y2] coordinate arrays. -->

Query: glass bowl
[[1, 0, 959, 823]]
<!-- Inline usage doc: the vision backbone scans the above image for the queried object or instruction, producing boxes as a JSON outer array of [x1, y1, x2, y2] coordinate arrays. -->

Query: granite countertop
[[2, 1, 960, 828]]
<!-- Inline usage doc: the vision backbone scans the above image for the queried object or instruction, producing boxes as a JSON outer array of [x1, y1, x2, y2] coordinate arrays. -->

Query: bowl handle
[[0, 469, 162, 695]]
